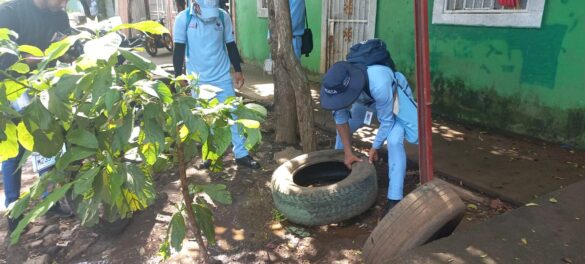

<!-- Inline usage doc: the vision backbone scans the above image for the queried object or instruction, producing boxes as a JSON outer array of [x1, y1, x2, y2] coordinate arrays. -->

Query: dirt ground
[[0, 111, 513, 264]]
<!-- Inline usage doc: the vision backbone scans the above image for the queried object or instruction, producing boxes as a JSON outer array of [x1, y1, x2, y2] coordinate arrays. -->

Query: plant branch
[[176, 127, 210, 263], [0, 70, 40, 96]]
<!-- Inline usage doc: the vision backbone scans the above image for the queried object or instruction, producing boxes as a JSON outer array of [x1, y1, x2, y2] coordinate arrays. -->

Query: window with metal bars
[[445, 0, 528, 13], [257, 0, 268, 17]]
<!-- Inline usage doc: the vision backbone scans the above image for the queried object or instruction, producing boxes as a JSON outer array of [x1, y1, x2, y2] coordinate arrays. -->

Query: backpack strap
[[184, 8, 225, 57]]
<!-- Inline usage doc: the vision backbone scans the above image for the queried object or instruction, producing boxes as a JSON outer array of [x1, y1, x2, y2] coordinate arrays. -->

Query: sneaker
[[198, 160, 212, 170], [381, 199, 401, 218], [235, 155, 260, 169], [47, 202, 73, 218]]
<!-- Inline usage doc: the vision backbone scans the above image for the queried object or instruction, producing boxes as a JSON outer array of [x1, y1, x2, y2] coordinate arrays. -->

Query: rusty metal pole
[[414, 0, 434, 183]]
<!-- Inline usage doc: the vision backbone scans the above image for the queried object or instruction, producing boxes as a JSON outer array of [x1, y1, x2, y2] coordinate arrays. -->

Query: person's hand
[[233, 72, 245, 89], [368, 148, 379, 164], [344, 152, 363, 169]]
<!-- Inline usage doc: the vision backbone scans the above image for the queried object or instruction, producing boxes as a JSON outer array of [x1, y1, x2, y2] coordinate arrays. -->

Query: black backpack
[[300, 8, 313, 57]]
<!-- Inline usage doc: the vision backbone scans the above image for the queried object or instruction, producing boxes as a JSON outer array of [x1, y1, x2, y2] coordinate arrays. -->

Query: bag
[[391, 72, 418, 144], [347, 39, 418, 144], [346, 39, 395, 71], [300, 7, 313, 57], [185, 7, 225, 57]]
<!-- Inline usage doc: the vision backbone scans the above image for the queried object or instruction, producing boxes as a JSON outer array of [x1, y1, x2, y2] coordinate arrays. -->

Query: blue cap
[[320, 61, 367, 110]]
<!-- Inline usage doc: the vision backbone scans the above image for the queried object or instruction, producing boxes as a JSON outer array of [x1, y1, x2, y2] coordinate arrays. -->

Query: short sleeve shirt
[[173, 8, 234, 84]]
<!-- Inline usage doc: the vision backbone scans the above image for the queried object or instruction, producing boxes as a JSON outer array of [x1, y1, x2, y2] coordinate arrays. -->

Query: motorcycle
[[144, 18, 174, 56]]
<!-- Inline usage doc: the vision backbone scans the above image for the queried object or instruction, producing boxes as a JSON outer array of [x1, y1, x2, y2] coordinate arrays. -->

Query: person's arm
[[172, 11, 188, 77], [333, 109, 363, 169], [222, 10, 244, 88], [370, 68, 396, 162]]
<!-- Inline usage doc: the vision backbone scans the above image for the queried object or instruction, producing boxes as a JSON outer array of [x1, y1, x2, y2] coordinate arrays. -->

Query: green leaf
[[140, 142, 158, 166], [4, 80, 26, 101], [67, 128, 99, 149], [192, 203, 215, 244], [0, 121, 19, 162], [120, 50, 156, 72], [24, 98, 53, 131], [83, 32, 123, 61], [159, 240, 171, 260], [212, 125, 231, 156], [53, 74, 81, 99], [55, 147, 95, 170], [9, 63, 30, 74], [16, 122, 34, 151], [135, 80, 173, 104], [10, 182, 73, 244], [0, 28, 18, 40], [112, 21, 170, 35], [39, 35, 80, 70], [112, 112, 133, 152], [244, 127, 261, 151], [18, 45, 43, 57], [201, 184, 232, 205], [76, 197, 100, 227], [92, 67, 113, 104], [8, 192, 30, 219], [48, 88, 72, 121], [126, 164, 155, 205], [245, 103, 268, 118], [30, 123, 65, 157], [104, 89, 121, 113], [169, 212, 186, 252], [237, 119, 260, 129], [109, 170, 125, 204], [73, 166, 101, 196]]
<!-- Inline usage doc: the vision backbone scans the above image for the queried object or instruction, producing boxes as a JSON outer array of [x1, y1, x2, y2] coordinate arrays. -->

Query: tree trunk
[[267, 0, 317, 153]]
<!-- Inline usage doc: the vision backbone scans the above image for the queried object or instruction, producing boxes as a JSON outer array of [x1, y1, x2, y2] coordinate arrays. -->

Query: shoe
[[381, 199, 401, 218], [235, 156, 260, 169], [198, 159, 212, 170], [7, 216, 21, 232], [47, 202, 73, 218]]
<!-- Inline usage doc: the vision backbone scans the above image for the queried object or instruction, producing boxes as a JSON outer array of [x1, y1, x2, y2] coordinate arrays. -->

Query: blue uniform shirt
[[333, 65, 396, 149], [173, 8, 234, 83], [290, 0, 306, 37]]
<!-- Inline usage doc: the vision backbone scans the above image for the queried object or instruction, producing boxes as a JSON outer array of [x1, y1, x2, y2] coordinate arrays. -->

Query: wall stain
[[432, 73, 585, 147]]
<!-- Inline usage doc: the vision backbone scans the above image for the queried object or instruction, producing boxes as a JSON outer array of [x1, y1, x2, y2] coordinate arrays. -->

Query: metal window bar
[[445, 0, 528, 13]]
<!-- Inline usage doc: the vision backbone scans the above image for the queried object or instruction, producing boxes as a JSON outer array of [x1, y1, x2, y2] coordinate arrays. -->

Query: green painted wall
[[234, 0, 322, 72], [236, 0, 585, 146]]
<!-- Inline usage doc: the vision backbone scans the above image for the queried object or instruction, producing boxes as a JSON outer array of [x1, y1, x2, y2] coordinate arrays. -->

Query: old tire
[[271, 150, 378, 226], [362, 179, 465, 263]]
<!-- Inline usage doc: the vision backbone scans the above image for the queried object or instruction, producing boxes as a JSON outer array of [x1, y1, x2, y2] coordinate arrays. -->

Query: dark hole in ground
[[293, 161, 350, 187]]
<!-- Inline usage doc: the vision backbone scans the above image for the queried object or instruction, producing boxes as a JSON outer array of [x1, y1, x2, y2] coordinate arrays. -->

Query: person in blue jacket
[[172, 0, 260, 169], [320, 61, 407, 215]]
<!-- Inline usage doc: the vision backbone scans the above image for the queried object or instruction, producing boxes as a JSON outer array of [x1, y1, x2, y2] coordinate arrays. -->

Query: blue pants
[[334, 103, 407, 200], [292, 36, 302, 59], [2, 145, 51, 208], [196, 79, 249, 159]]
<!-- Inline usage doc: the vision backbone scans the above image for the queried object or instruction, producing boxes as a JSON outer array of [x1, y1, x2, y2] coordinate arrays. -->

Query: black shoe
[[235, 156, 260, 169], [47, 202, 73, 218], [7, 216, 21, 233], [381, 199, 401, 218], [198, 159, 212, 170]]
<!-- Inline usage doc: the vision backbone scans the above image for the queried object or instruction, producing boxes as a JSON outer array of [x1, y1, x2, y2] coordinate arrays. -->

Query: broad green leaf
[[0, 121, 19, 162], [192, 204, 215, 245], [109, 169, 124, 204], [169, 212, 186, 252], [30, 123, 65, 157], [83, 32, 123, 61], [8, 192, 30, 219], [55, 147, 95, 170], [39, 35, 79, 70], [104, 89, 121, 113], [9, 63, 30, 74], [237, 119, 260, 129], [76, 197, 100, 227], [120, 50, 156, 71], [10, 182, 73, 244], [112, 112, 133, 151], [67, 128, 99, 149], [48, 88, 72, 121], [159, 241, 171, 260], [211, 125, 231, 156], [182, 138, 199, 161], [53, 74, 81, 99], [30, 171, 51, 199], [0, 28, 18, 40], [140, 142, 158, 166], [135, 80, 173, 103], [112, 21, 170, 35], [201, 184, 232, 205], [244, 127, 261, 151], [92, 67, 113, 104], [18, 45, 43, 57], [24, 99, 52, 131], [126, 164, 155, 205], [73, 166, 101, 196], [16, 122, 34, 151], [4, 80, 26, 101], [122, 188, 148, 211], [245, 103, 267, 118], [54, 67, 77, 77]]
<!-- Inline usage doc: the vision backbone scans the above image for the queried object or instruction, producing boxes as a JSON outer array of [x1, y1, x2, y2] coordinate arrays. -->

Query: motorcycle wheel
[[163, 34, 174, 52], [144, 37, 158, 56]]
